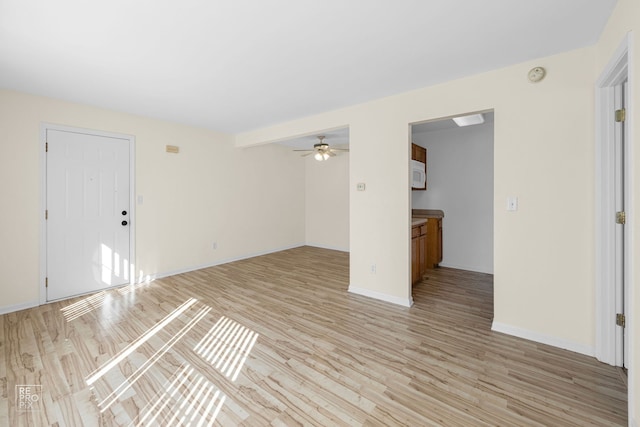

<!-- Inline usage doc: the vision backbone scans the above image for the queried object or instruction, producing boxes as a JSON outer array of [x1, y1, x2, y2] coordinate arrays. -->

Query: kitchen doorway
[[410, 111, 494, 278]]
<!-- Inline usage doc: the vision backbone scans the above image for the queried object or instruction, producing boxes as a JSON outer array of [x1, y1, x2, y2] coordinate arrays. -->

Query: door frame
[[595, 33, 636, 424], [39, 123, 136, 303]]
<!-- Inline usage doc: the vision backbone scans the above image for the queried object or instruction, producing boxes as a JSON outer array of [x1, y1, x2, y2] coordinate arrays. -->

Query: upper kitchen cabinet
[[412, 143, 426, 163], [411, 143, 427, 190]]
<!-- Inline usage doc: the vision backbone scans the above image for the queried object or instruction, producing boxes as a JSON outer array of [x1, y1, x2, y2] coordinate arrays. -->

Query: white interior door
[[46, 129, 131, 301]]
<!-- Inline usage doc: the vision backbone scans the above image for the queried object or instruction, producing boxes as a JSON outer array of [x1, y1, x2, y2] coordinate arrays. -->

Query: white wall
[[412, 119, 494, 273], [305, 151, 350, 251], [0, 89, 305, 312]]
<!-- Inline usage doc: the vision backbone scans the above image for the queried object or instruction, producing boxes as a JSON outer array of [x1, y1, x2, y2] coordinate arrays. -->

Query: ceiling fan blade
[[327, 151, 337, 157], [301, 152, 315, 157], [293, 149, 314, 152], [330, 148, 349, 152]]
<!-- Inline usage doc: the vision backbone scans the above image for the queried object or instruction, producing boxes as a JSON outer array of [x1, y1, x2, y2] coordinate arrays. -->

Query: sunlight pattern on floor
[[61, 291, 108, 321], [96, 304, 211, 412], [85, 298, 198, 387], [129, 364, 226, 427], [117, 281, 151, 295], [194, 316, 259, 381]]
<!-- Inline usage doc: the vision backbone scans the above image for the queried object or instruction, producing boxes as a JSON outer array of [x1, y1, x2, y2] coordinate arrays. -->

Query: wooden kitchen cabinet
[[411, 143, 426, 163], [426, 217, 443, 268], [411, 221, 428, 284], [412, 209, 444, 270]]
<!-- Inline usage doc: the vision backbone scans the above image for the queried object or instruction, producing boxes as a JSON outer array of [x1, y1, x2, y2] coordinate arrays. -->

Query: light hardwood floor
[[0, 246, 627, 426]]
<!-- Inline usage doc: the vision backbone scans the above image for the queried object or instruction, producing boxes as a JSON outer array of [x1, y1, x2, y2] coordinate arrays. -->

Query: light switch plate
[[507, 197, 518, 211], [357, 183, 366, 191]]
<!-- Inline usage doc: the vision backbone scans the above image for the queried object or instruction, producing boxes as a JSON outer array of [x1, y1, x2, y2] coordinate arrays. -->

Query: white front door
[[46, 129, 131, 301]]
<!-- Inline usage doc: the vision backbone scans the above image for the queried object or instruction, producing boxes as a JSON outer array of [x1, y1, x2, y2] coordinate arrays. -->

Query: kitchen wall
[[0, 89, 305, 312], [305, 150, 350, 251], [412, 117, 493, 273]]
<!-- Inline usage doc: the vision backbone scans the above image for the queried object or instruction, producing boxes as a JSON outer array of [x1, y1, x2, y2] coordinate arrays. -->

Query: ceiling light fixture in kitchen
[[452, 113, 485, 127]]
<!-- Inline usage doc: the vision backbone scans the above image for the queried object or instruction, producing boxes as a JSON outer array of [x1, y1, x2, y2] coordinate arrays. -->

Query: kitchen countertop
[[412, 209, 444, 219], [411, 218, 427, 227]]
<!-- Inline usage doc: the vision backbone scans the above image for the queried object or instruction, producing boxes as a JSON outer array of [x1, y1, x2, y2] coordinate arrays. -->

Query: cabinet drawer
[[420, 224, 427, 236], [411, 226, 421, 238]]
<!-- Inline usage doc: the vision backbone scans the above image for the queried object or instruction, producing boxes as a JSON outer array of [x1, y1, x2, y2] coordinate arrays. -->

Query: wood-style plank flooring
[[0, 246, 628, 426]]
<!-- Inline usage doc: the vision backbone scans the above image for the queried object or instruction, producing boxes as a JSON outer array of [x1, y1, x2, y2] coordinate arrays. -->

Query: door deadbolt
[[122, 220, 128, 226]]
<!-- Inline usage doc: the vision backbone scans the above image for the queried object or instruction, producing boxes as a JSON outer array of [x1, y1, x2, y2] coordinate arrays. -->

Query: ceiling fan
[[294, 135, 349, 161]]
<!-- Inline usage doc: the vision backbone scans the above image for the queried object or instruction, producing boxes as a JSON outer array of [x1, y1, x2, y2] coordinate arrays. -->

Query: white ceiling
[[0, 1, 617, 134]]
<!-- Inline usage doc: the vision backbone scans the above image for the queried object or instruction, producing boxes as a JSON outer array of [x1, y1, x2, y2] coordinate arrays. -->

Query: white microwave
[[411, 160, 426, 189]]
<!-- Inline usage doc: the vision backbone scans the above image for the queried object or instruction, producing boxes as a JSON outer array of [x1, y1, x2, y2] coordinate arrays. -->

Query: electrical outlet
[[357, 183, 366, 191], [212, 242, 218, 250], [370, 264, 376, 274]]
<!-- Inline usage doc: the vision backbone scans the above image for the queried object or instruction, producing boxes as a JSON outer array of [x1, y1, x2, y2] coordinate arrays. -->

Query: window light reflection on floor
[[133, 363, 226, 427], [117, 281, 150, 295], [61, 291, 109, 322], [96, 303, 211, 412], [194, 316, 259, 382], [86, 298, 198, 387]]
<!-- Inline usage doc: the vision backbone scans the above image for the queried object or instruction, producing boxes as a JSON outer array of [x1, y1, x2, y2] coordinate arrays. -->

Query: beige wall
[[0, 89, 305, 311], [305, 152, 350, 251], [595, 0, 640, 422]]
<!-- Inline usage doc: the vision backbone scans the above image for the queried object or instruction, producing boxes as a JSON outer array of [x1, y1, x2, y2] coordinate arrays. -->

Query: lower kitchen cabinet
[[412, 209, 444, 271], [426, 217, 443, 268], [411, 222, 427, 284]]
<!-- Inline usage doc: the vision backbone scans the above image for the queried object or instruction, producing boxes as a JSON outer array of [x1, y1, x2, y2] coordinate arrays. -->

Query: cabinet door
[[411, 236, 420, 283], [418, 233, 427, 277], [415, 145, 426, 163], [437, 218, 443, 263]]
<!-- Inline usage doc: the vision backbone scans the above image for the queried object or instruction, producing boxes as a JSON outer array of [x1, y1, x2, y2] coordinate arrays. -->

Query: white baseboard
[[492, 321, 595, 357], [0, 300, 39, 315], [305, 242, 350, 252], [144, 243, 306, 283], [348, 285, 413, 308], [439, 262, 493, 275]]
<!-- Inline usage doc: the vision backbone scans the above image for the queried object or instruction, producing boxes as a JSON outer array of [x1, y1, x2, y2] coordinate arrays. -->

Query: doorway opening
[[408, 111, 495, 299]]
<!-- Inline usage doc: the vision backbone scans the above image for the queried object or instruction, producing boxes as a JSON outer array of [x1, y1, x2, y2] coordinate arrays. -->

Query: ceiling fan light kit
[[294, 135, 349, 161]]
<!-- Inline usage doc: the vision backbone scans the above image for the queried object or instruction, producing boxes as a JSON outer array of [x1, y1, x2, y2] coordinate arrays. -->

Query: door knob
[[122, 220, 128, 226]]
